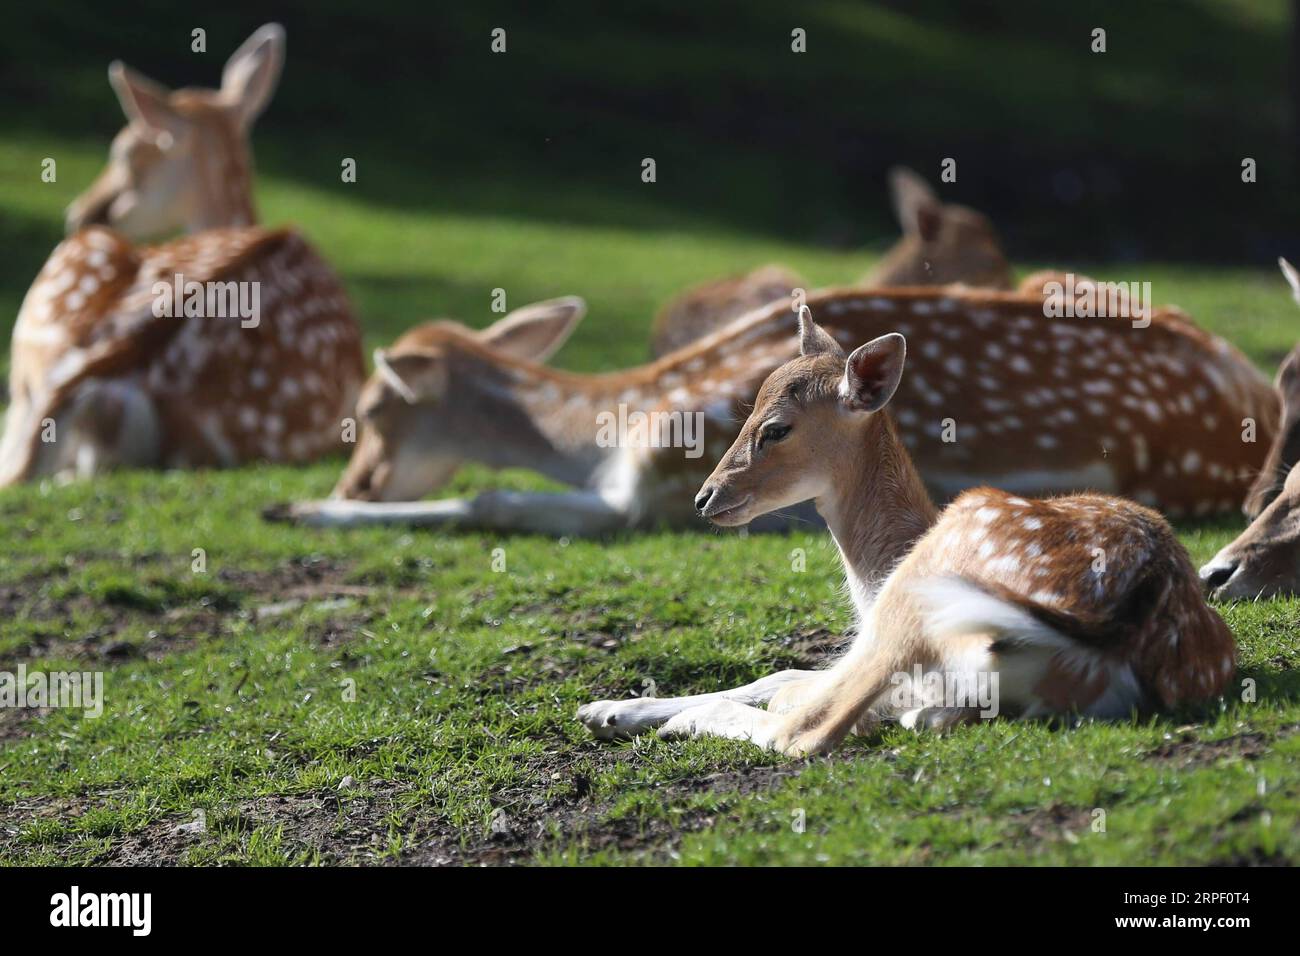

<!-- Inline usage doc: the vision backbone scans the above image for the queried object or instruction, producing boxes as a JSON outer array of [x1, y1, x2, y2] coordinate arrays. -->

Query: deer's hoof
[[577, 700, 639, 740], [262, 501, 316, 524], [261, 501, 294, 523]]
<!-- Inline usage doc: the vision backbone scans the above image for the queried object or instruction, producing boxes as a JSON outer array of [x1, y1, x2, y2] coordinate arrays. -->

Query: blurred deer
[[648, 264, 806, 358], [0, 24, 364, 486], [64, 24, 286, 238], [647, 167, 1013, 356], [1199, 259, 1300, 599], [579, 311, 1236, 753], [863, 166, 1014, 289], [278, 284, 1277, 534]]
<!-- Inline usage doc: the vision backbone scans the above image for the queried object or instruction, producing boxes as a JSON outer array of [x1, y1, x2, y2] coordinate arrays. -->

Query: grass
[[1, 465, 1298, 865], [1, 2, 1299, 865]]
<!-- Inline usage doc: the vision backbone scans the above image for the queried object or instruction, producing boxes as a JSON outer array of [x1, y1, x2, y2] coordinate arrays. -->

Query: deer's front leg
[[268, 489, 634, 536], [266, 496, 474, 528], [578, 670, 814, 739], [467, 489, 633, 536], [657, 699, 786, 748]]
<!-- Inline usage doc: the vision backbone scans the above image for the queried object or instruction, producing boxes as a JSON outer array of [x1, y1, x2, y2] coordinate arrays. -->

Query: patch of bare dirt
[[214, 557, 362, 599], [1014, 803, 1099, 842], [116, 785, 412, 865], [10, 604, 233, 664], [399, 748, 822, 866], [0, 704, 71, 745], [0, 556, 395, 664], [1, 783, 411, 866], [0, 745, 832, 866], [765, 626, 851, 667], [1144, 724, 1299, 767]]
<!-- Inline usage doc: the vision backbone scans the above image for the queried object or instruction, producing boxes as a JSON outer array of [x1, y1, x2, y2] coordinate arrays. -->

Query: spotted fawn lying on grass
[[647, 166, 1014, 357], [281, 278, 1277, 535], [578, 308, 1236, 756], [0, 24, 364, 485]]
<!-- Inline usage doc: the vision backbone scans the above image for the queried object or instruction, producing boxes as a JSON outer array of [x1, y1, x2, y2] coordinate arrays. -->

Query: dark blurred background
[[1, 0, 1295, 263]]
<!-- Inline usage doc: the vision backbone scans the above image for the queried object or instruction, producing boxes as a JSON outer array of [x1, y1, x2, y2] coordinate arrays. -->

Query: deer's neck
[[457, 357, 634, 488], [816, 413, 940, 615], [190, 126, 257, 230], [453, 325, 777, 489]]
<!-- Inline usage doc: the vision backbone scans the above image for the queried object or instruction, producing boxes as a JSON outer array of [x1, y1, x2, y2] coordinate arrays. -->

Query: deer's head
[[863, 167, 1012, 290], [333, 297, 587, 502], [694, 308, 906, 526], [66, 23, 285, 240], [1201, 260, 1300, 599], [1242, 259, 1300, 519], [1201, 454, 1300, 601]]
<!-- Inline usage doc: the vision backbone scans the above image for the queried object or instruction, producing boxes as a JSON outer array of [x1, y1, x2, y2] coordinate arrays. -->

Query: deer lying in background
[[277, 283, 1277, 534], [1199, 259, 1300, 600], [0, 24, 364, 486], [863, 166, 1014, 290], [649, 264, 806, 358], [647, 167, 1014, 356], [578, 311, 1237, 754]]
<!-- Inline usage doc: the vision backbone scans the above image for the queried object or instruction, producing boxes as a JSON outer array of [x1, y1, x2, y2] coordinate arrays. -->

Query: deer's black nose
[[1198, 559, 1239, 593], [695, 486, 716, 515]]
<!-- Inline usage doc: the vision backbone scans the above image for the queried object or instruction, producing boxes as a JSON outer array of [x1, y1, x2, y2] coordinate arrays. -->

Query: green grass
[[2, 2, 1300, 865], [1, 464, 1298, 865]]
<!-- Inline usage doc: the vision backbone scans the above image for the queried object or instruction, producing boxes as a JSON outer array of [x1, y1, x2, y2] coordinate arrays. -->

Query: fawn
[[0, 25, 364, 485], [577, 309, 1237, 755], [281, 283, 1277, 534], [1200, 259, 1300, 599], [647, 167, 1013, 357]]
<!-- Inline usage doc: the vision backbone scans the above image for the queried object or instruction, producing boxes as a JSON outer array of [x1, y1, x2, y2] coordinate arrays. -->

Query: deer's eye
[[758, 422, 791, 448]]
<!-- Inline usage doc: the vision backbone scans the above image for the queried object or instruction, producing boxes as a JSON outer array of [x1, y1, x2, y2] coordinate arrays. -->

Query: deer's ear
[[109, 62, 185, 144], [373, 348, 446, 404], [1276, 345, 1300, 405], [797, 306, 842, 357], [221, 23, 285, 128], [888, 166, 943, 242], [842, 333, 906, 412], [1280, 257, 1300, 305], [477, 296, 586, 362]]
